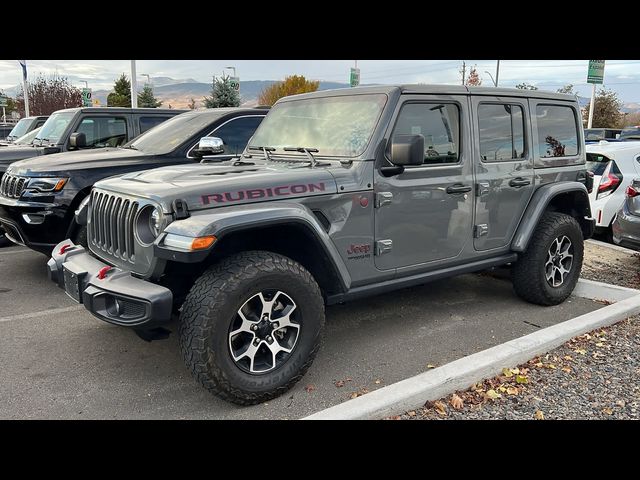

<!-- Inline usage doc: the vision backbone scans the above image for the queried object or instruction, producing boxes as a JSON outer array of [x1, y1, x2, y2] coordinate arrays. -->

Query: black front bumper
[[48, 240, 173, 327]]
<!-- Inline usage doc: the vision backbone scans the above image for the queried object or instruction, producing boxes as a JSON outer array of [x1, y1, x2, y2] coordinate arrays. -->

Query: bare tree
[[16, 74, 82, 116]]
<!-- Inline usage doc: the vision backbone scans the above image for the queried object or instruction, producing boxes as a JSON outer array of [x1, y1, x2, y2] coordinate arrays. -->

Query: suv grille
[[89, 190, 139, 263], [0, 174, 29, 199]]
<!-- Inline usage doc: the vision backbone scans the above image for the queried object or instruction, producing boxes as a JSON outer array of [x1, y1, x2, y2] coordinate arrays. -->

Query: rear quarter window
[[535, 105, 579, 158]]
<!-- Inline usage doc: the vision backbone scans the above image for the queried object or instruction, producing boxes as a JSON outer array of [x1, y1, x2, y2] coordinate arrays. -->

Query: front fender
[[157, 201, 352, 290], [511, 181, 593, 253]]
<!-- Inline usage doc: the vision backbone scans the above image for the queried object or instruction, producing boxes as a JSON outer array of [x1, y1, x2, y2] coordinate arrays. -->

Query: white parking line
[[0, 305, 84, 323], [0, 249, 31, 256]]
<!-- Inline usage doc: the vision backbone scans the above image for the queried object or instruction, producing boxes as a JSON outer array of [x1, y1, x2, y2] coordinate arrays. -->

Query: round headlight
[[150, 208, 162, 237]]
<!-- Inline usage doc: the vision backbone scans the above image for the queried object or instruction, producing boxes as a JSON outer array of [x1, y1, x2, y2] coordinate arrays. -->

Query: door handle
[[446, 184, 472, 194], [509, 177, 531, 188]]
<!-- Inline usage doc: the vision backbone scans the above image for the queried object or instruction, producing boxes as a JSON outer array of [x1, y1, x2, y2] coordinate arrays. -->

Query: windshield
[[249, 94, 388, 157], [125, 111, 221, 155], [14, 127, 41, 145], [586, 152, 612, 175], [7, 118, 32, 140], [35, 112, 75, 145]]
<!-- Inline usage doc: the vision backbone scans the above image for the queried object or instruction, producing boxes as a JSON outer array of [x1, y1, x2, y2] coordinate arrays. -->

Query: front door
[[471, 97, 534, 251], [374, 95, 474, 270]]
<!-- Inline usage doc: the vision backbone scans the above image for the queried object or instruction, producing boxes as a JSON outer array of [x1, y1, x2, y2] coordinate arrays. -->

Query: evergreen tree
[[137, 84, 162, 108], [107, 73, 132, 107], [203, 74, 240, 108]]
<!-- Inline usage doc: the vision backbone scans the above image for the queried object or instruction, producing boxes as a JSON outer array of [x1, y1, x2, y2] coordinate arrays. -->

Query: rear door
[[471, 96, 534, 251]]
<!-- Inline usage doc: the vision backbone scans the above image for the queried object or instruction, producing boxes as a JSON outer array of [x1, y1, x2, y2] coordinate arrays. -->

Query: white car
[[586, 140, 640, 237]]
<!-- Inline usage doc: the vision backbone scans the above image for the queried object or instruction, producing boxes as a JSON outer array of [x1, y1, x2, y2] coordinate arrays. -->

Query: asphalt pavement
[[0, 245, 602, 419]]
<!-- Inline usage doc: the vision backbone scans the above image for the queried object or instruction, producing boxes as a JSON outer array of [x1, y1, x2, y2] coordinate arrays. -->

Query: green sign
[[82, 88, 92, 107], [229, 76, 240, 91], [350, 68, 360, 87], [0, 96, 7, 107], [587, 60, 605, 84]]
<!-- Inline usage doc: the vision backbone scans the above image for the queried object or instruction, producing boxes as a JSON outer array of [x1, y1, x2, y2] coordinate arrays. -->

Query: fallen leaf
[[510, 367, 520, 375], [374, 379, 381, 385], [534, 362, 544, 368], [334, 380, 345, 388], [450, 394, 464, 410], [520, 368, 529, 375], [535, 410, 544, 420], [349, 392, 359, 399], [498, 386, 507, 393], [595, 342, 605, 347], [502, 368, 513, 378], [616, 400, 626, 408], [305, 384, 315, 393], [563, 355, 573, 361], [506, 387, 519, 395], [583, 334, 592, 340], [426, 364, 437, 369], [486, 389, 501, 400], [547, 364, 557, 370], [434, 401, 448, 416], [602, 407, 613, 415], [575, 348, 587, 355], [387, 415, 401, 420], [516, 375, 529, 384], [562, 367, 572, 373], [407, 410, 417, 417]]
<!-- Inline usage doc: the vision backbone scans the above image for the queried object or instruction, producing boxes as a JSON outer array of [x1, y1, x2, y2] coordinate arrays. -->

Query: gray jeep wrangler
[[48, 85, 594, 405]]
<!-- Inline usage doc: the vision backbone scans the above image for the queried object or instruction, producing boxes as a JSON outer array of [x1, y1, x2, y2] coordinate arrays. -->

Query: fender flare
[[157, 202, 352, 291], [511, 181, 592, 253]]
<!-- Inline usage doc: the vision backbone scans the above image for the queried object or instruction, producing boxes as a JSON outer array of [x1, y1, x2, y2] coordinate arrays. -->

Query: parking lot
[[0, 244, 604, 419]]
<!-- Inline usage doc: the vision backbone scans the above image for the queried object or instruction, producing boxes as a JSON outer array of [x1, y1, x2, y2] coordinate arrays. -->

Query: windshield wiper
[[126, 145, 139, 150], [248, 145, 275, 161], [283, 147, 320, 167]]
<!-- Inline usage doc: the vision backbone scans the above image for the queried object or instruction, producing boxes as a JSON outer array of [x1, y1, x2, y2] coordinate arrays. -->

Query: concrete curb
[[303, 279, 640, 420], [586, 238, 639, 255]]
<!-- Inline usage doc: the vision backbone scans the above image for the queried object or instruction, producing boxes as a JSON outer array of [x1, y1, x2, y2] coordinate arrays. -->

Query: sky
[[2, 59, 640, 102]]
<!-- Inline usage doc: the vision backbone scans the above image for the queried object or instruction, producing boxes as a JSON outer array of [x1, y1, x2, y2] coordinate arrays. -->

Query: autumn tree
[[188, 98, 197, 110], [107, 74, 132, 107], [557, 84, 576, 95], [258, 75, 320, 106], [583, 88, 623, 128], [515, 82, 538, 90], [15, 74, 82, 116], [203, 74, 240, 108], [137, 84, 162, 108], [465, 66, 482, 86]]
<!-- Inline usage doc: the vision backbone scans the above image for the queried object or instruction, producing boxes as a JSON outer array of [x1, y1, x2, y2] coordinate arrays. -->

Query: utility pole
[[461, 61, 466, 86], [587, 83, 596, 129], [130, 60, 138, 108], [495, 60, 500, 87]]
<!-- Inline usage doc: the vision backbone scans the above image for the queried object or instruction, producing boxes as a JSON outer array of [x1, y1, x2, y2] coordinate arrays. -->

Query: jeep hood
[[95, 162, 338, 212], [0, 145, 46, 173], [8, 147, 148, 175]]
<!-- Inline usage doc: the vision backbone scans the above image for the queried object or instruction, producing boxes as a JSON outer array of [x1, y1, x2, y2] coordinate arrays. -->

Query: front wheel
[[512, 212, 584, 306], [178, 251, 325, 405]]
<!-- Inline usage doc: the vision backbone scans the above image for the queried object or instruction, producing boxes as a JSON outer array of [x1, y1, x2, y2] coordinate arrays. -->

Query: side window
[[139, 116, 170, 134], [74, 117, 128, 148], [209, 116, 265, 154], [35, 120, 46, 128], [391, 103, 460, 165], [535, 105, 579, 158], [478, 103, 525, 162]]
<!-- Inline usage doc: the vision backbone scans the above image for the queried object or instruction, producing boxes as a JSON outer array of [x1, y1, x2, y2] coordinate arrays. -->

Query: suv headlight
[[135, 205, 165, 245], [25, 177, 68, 193]]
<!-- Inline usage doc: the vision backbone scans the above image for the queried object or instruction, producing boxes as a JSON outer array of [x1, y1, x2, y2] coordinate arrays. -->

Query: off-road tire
[[512, 212, 584, 306], [73, 225, 88, 249], [178, 251, 325, 405]]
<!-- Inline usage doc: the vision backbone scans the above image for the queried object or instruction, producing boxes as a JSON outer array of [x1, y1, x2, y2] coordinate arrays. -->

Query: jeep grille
[[0, 174, 29, 199], [89, 190, 139, 263]]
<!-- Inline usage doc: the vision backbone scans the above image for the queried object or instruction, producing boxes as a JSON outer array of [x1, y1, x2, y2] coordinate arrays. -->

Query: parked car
[[0, 123, 14, 140], [585, 141, 640, 238], [0, 107, 267, 253], [3, 116, 48, 143], [0, 126, 42, 147], [48, 85, 593, 405], [611, 178, 640, 250], [0, 107, 184, 247], [584, 128, 621, 142], [619, 125, 640, 140]]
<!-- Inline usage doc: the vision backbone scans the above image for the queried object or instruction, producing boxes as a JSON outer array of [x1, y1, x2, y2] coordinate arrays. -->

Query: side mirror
[[193, 136, 224, 156], [391, 134, 425, 166], [69, 132, 86, 149], [615, 133, 621, 139]]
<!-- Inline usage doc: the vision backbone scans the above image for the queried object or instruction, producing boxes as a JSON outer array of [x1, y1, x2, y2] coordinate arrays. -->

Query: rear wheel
[[512, 212, 584, 306], [178, 251, 325, 405]]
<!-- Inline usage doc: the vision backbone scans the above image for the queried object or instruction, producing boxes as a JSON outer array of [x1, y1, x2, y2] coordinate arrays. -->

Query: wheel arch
[[512, 181, 594, 253]]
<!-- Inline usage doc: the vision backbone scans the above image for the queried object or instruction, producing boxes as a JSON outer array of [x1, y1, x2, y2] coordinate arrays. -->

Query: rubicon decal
[[202, 183, 327, 205]]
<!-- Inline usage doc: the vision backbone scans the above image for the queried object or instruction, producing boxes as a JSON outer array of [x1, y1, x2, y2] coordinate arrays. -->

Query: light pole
[[224, 66, 236, 78], [142, 74, 151, 84], [130, 60, 138, 108], [495, 60, 500, 87], [484, 71, 497, 87]]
